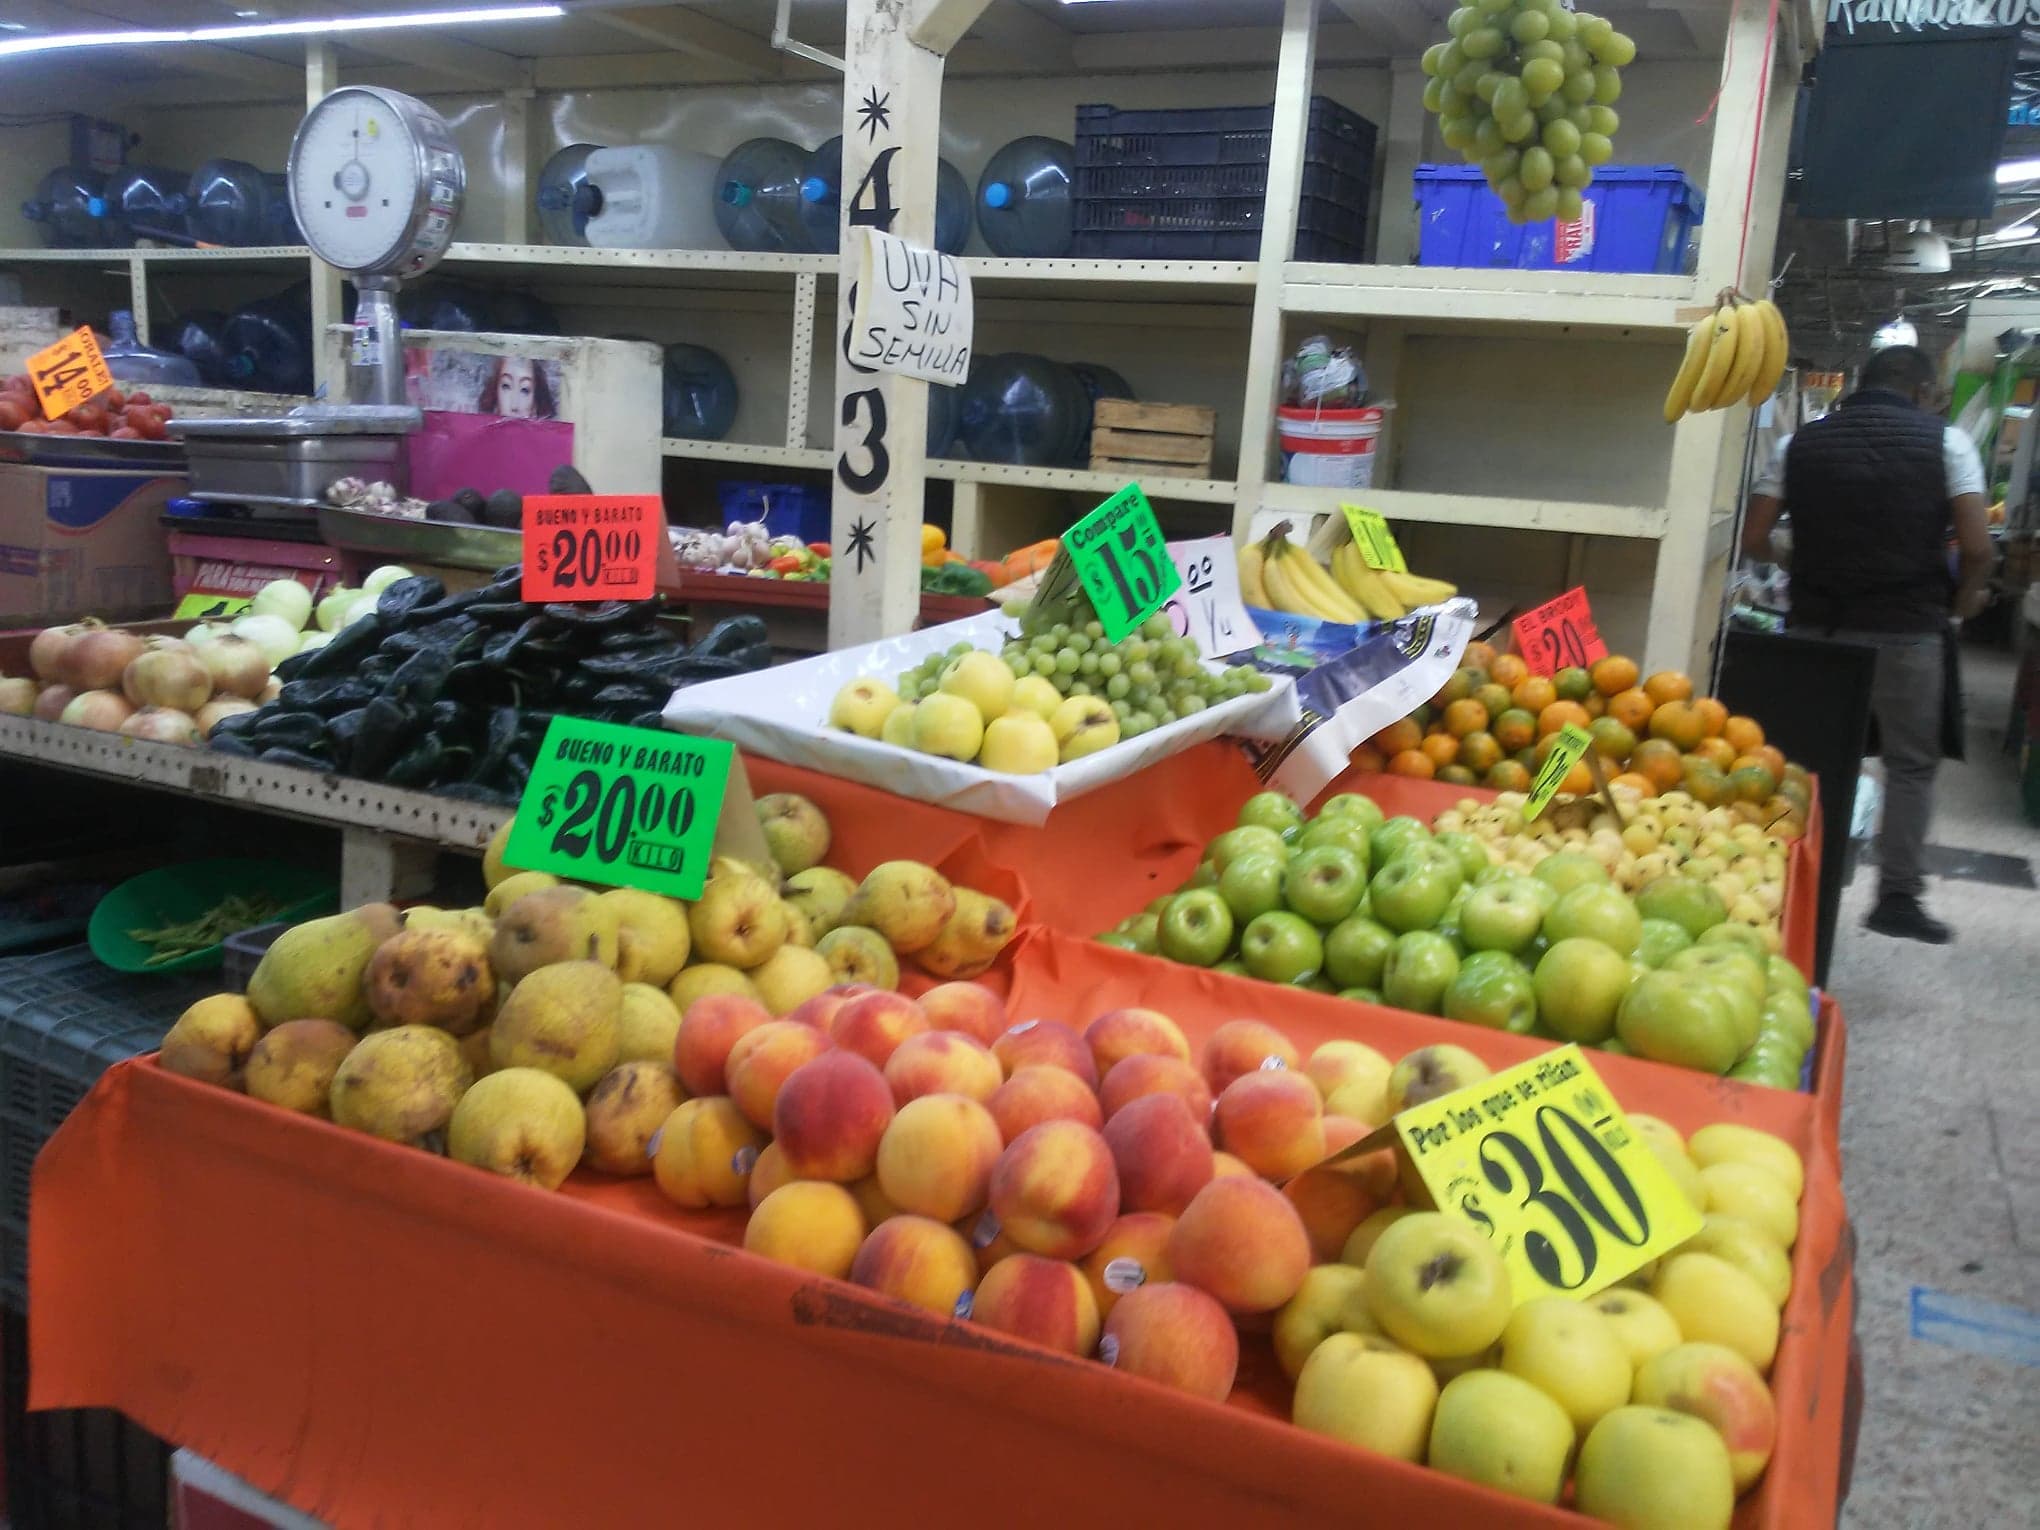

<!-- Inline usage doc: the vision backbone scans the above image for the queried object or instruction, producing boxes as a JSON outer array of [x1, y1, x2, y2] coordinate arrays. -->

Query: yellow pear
[[815, 925, 900, 989], [490, 960, 621, 1093], [599, 888, 692, 987], [246, 904, 402, 1031], [448, 1068, 586, 1189], [160, 993, 263, 1088], [364, 928, 495, 1035], [483, 870, 559, 919], [782, 866, 855, 938], [583, 1061, 687, 1175], [617, 982, 683, 1064], [687, 871, 787, 969], [842, 860, 955, 954], [245, 1019, 356, 1115], [749, 944, 834, 1014], [913, 887, 1017, 980], [667, 962, 759, 1010], [329, 1025, 473, 1145], [481, 817, 527, 890], [490, 886, 620, 985]]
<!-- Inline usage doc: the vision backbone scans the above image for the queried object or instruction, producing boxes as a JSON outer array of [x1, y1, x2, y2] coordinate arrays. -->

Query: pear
[[448, 1068, 586, 1189], [815, 924, 900, 990], [842, 861, 955, 954], [246, 904, 403, 1031], [748, 944, 834, 1015], [914, 888, 1019, 980], [782, 867, 856, 938], [245, 1019, 356, 1115], [481, 817, 526, 890], [403, 905, 494, 946], [688, 871, 787, 969], [583, 1061, 687, 1175], [667, 963, 759, 1010], [490, 886, 620, 985], [459, 1026, 496, 1081], [490, 960, 621, 1093], [780, 901, 816, 948], [599, 888, 692, 987], [617, 982, 684, 1064], [365, 928, 495, 1035], [329, 1025, 473, 1146], [756, 792, 832, 875], [160, 994, 263, 1088], [484, 870, 559, 919]]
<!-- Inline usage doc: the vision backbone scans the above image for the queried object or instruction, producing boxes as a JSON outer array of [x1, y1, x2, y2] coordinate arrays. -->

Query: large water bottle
[[714, 138, 811, 253], [661, 343, 739, 441], [1068, 363, 1135, 464], [21, 168, 113, 248], [101, 165, 191, 245], [155, 309, 232, 384], [535, 143, 604, 245], [958, 353, 1087, 467], [187, 159, 290, 247], [799, 136, 971, 255], [222, 292, 313, 394], [100, 310, 201, 387], [928, 378, 961, 457], [976, 137, 1074, 258], [261, 173, 301, 243]]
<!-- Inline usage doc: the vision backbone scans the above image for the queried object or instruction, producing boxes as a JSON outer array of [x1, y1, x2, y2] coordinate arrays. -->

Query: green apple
[[1218, 851, 1287, 926], [1666, 945, 1766, 1006], [1119, 911, 1160, 954], [1284, 845, 1369, 926], [1694, 977, 1760, 1053], [1532, 849, 1610, 896], [1433, 830, 1491, 882], [1543, 883, 1642, 957], [1636, 917, 1694, 968], [1516, 876, 1561, 915], [1158, 888, 1234, 967], [1368, 815, 1432, 868], [1370, 852, 1462, 934], [1697, 921, 1767, 957], [1443, 950, 1537, 1033], [1294, 974, 1338, 994], [1459, 877, 1547, 956], [1634, 875, 1727, 939], [1207, 824, 1289, 876], [1296, 816, 1373, 870], [1473, 860, 1515, 886], [1764, 954, 1809, 999], [1213, 958, 1250, 977], [1182, 860, 1219, 890], [1317, 792, 1385, 833], [1532, 937, 1635, 1044], [1382, 930, 1460, 1015], [1728, 1052, 1802, 1090], [1759, 989, 1815, 1050], [1240, 910, 1324, 984], [1617, 971, 1744, 1073], [1363, 1211, 1513, 1359], [1096, 931, 1141, 951], [1339, 986, 1384, 1004], [1574, 1407, 1736, 1530], [1427, 1369, 1575, 1504], [1238, 790, 1304, 838]]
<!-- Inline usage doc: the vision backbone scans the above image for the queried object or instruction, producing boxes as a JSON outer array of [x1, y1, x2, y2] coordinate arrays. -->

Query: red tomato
[[125, 390, 152, 406], [0, 399, 30, 432], [45, 419, 79, 435], [132, 411, 167, 441], [66, 405, 109, 435], [16, 420, 48, 434], [108, 426, 142, 440]]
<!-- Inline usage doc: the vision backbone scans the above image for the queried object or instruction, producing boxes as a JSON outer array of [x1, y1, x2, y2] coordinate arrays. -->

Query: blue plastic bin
[[715, 480, 830, 545], [1413, 164, 1703, 274]]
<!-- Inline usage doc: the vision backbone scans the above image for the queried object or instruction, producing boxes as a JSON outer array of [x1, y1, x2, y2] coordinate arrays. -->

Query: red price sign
[[522, 495, 661, 603], [1513, 587, 1608, 676]]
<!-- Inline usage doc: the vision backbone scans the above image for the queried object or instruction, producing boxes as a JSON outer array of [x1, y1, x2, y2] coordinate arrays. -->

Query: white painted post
[[500, 88, 537, 246], [305, 41, 347, 403], [1373, 59, 1427, 266]]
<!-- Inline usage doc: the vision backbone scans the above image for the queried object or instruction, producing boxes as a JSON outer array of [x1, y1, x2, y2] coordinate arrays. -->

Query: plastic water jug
[[102, 165, 191, 245], [714, 138, 811, 253], [222, 292, 314, 394], [399, 281, 557, 336], [799, 137, 972, 255], [976, 138, 1074, 258], [1069, 362, 1135, 463], [661, 343, 739, 441], [155, 309, 232, 384], [536, 143, 604, 245], [21, 168, 114, 248], [958, 353, 1088, 466], [927, 376, 961, 457], [100, 310, 201, 387], [582, 145, 723, 250], [187, 159, 293, 247]]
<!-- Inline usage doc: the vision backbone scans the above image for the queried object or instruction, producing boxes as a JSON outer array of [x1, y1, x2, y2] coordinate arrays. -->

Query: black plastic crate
[[4, 1308, 173, 1530], [0, 945, 215, 1309], [1071, 96, 1379, 262]]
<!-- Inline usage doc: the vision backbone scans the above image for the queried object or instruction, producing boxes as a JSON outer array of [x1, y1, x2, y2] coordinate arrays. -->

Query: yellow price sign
[[27, 326, 113, 421], [1525, 722, 1593, 818], [1340, 503, 1406, 572], [1396, 1046, 1702, 1301]]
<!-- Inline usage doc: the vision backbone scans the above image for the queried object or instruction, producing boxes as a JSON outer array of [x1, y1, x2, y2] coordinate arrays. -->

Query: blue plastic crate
[[1413, 163, 1703, 275], [714, 480, 830, 545]]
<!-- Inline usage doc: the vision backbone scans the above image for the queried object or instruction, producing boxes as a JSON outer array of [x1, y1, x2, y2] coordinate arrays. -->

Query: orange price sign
[[522, 495, 662, 603], [1513, 586, 1607, 676], [27, 327, 113, 421]]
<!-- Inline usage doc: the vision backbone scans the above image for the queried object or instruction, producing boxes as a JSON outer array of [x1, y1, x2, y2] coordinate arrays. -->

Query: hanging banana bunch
[[1665, 287, 1790, 423], [1243, 526, 1458, 624]]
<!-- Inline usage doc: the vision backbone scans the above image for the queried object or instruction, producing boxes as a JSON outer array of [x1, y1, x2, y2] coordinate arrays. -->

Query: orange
[[1512, 675, 1558, 715], [1463, 639, 1498, 672], [1537, 699, 1592, 738], [1373, 718, 1422, 756], [1722, 715, 1765, 755], [1561, 759, 1595, 797], [1432, 667, 1482, 707], [1554, 666, 1594, 703], [1692, 736, 1737, 773], [1591, 654, 1639, 696], [1582, 691, 1607, 719], [1631, 738, 1684, 792], [1607, 688, 1655, 732], [1351, 743, 1385, 773], [1437, 763, 1478, 786], [1492, 707, 1538, 753], [1608, 771, 1658, 799], [1692, 697, 1728, 738], [1729, 765, 1776, 802], [1643, 670, 1693, 706], [1444, 698, 1491, 737], [1761, 747, 1791, 782], [1489, 653, 1530, 689], [1388, 749, 1436, 780], [1681, 757, 1730, 805], [1420, 733, 1459, 767], [1647, 700, 1705, 751], [1486, 759, 1532, 792], [1472, 683, 1514, 721], [1589, 717, 1637, 759], [1457, 731, 1502, 774]]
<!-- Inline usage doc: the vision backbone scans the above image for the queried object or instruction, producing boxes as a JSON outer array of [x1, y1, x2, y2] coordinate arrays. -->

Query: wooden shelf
[[1282, 262, 1698, 334], [1256, 483, 1670, 541]]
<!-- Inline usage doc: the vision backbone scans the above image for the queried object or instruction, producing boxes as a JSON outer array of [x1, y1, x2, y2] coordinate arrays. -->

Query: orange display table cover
[[31, 947, 1852, 1530]]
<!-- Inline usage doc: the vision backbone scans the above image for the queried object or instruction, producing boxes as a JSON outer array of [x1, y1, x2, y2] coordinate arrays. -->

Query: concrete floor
[[1831, 643, 2040, 1528]]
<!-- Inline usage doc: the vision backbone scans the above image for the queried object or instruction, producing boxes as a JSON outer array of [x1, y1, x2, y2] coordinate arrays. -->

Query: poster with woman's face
[[404, 346, 562, 419]]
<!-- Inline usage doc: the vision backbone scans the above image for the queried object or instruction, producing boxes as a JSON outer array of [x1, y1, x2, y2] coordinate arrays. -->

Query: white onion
[[119, 706, 202, 746], [0, 677, 35, 715], [32, 684, 76, 721], [296, 630, 333, 653], [64, 628, 147, 690], [59, 689, 134, 731], [344, 593, 378, 625], [123, 641, 212, 712], [29, 620, 96, 682], [250, 577, 314, 631], [195, 697, 257, 734], [230, 613, 301, 668], [315, 587, 359, 632], [363, 564, 413, 596], [182, 621, 228, 650], [196, 635, 271, 700]]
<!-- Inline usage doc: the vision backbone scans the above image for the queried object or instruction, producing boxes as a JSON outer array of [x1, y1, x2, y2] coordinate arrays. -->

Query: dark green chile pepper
[[251, 713, 328, 752], [277, 675, 361, 713], [548, 464, 592, 495], [208, 733, 258, 758], [592, 681, 666, 710], [260, 747, 333, 772], [207, 708, 261, 739], [380, 647, 454, 709], [469, 707, 522, 782], [542, 600, 650, 631], [375, 575, 447, 625], [351, 697, 410, 779], [693, 615, 768, 657], [384, 734, 444, 787], [325, 707, 369, 766], [296, 615, 387, 678]]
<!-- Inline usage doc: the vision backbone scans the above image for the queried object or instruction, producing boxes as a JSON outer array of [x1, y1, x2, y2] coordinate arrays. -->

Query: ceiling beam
[[574, 3, 783, 79], [909, 0, 997, 56], [948, 2, 1072, 71]]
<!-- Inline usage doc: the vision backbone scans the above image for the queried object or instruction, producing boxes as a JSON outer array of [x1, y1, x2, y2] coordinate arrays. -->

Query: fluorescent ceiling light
[[1996, 157, 2040, 183], [0, 3, 560, 58]]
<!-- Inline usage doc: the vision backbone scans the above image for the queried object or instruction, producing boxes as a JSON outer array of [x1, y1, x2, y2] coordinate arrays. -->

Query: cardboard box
[[0, 461, 178, 627]]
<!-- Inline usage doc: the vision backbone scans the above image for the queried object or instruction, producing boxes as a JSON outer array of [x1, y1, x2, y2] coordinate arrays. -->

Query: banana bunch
[[1665, 291, 1789, 423], [1256, 530, 1366, 623], [1333, 542, 1458, 621]]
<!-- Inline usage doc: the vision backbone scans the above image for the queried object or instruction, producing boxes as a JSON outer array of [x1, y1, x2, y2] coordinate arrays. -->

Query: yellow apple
[[1426, 1344, 1496, 1385], [828, 678, 900, 738], [912, 692, 985, 761], [1384, 1044, 1490, 1114], [1678, 1214, 1793, 1308], [1306, 1038, 1390, 1104], [1051, 695, 1120, 761], [1590, 1287, 1684, 1370], [1652, 1253, 1779, 1372], [1643, 1134, 1707, 1212], [1339, 1205, 1413, 1268], [1623, 1112, 1686, 1156], [1577, 1406, 1736, 1529], [880, 701, 918, 748], [1363, 1212, 1513, 1360], [1687, 1123, 1804, 1199], [978, 711, 1058, 775], [938, 649, 1015, 721], [1292, 1332, 1438, 1462], [1499, 1296, 1633, 1433], [1697, 1161, 1799, 1250], [1273, 1263, 1368, 1380], [1008, 674, 1063, 721], [1634, 1341, 1778, 1493], [1427, 1368, 1575, 1505]]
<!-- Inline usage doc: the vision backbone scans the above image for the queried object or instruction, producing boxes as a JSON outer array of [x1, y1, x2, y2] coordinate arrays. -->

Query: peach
[[1283, 1159, 1390, 1263], [1099, 1053, 1213, 1124], [725, 1019, 833, 1128], [851, 1215, 980, 1319], [1200, 1018, 1301, 1093], [744, 1181, 867, 1278], [672, 993, 772, 1096], [1305, 1038, 1391, 1103], [850, 1174, 901, 1227], [884, 1030, 1001, 1106], [1079, 1212, 1176, 1320], [876, 1094, 1003, 1221], [1215, 1069, 1326, 1181], [828, 989, 928, 1068], [1168, 1176, 1312, 1314], [988, 1119, 1120, 1260], [917, 981, 1007, 1046], [1101, 1282, 1239, 1403], [992, 1018, 1098, 1087], [1319, 1120, 1397, 1199], [1102, 1094, 1214, 1216], [968, 1253, 1099, 1357], [972, 1218, 1021, 1277], [1083, 1006, 1191, 1078], [747, 1140, 797, 1209], [1211, 1151, 1255, 1180], [990, 1065, 1103, 1141], [650, 1096, 765, 1208], [785, 984, 873, 1032], [772, 1051, 896, 1182]]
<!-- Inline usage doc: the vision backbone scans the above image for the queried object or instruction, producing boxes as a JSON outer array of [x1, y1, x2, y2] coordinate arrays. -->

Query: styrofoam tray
[[662, 613, 1301, 826]]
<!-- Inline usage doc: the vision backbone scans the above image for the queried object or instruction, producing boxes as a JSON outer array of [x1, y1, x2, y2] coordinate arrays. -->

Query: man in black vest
[[1743, 344, 1992, 944]]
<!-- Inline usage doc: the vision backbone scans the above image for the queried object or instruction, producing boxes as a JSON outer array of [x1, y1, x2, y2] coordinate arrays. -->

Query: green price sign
[[1526, 723, 1594, 819], [506, 717, 732, 901], [1341, 504, 1407, 572], [1064, 483, 1183, 643]]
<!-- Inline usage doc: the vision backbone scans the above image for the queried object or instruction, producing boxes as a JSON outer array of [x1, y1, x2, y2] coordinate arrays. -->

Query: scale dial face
[[288, 86, 464, 278]]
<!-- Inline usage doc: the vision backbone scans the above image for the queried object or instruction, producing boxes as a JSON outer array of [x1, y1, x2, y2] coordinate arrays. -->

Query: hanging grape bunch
[[1421, 0, 1636, 226]]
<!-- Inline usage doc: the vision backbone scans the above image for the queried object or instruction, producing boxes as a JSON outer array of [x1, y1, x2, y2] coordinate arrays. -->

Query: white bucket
[[1278, 405, 1385, 488]]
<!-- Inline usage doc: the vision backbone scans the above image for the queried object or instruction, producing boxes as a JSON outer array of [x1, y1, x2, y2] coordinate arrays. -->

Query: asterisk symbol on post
[[856, 88, 893, 142], [848, 517, 877, 572]]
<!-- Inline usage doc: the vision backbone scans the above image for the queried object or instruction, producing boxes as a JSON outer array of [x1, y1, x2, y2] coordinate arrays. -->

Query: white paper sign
[[850, 228, 973, 386], [1163, 536, 1262, 659]]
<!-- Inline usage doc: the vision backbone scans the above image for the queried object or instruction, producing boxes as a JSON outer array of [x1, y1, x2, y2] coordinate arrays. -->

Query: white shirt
[[1753, 424, 1986, 501]]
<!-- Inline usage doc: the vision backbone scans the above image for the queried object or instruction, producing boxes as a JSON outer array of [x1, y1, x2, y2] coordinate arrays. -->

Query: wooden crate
[[1088, 398, 1216, 480]]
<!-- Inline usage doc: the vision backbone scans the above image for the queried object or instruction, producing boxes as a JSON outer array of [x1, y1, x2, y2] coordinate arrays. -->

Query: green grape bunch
[[1421, 0, 1635, 226]]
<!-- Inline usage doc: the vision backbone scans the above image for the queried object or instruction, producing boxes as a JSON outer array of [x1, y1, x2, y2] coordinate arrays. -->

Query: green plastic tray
[[88, 860, 338, 974]]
